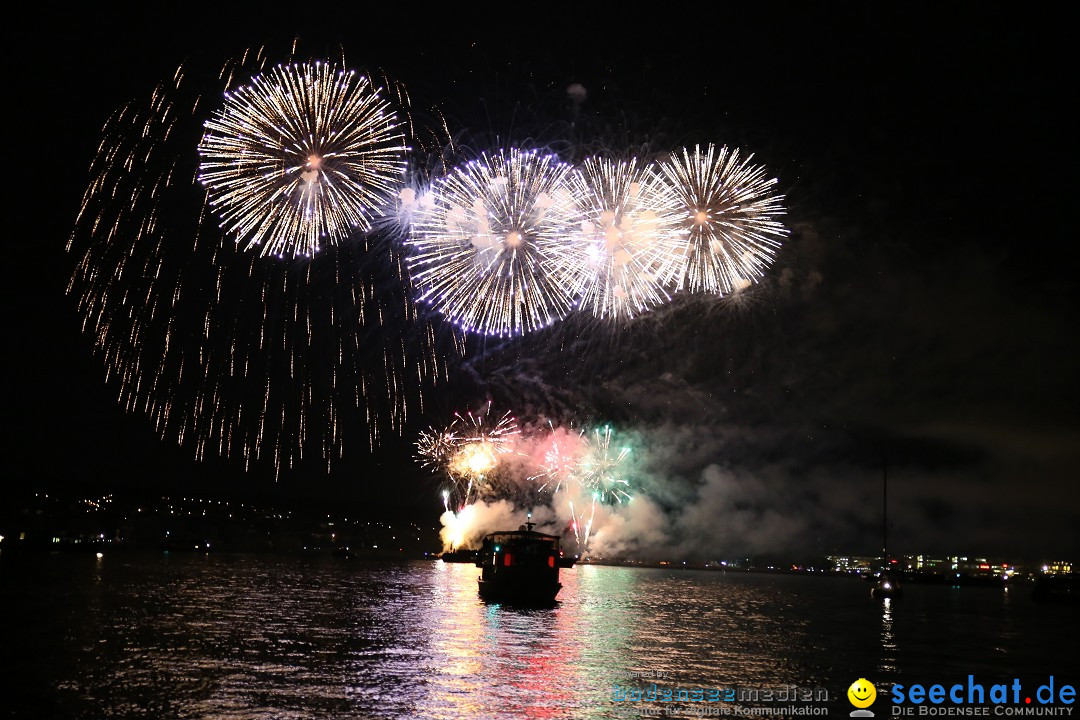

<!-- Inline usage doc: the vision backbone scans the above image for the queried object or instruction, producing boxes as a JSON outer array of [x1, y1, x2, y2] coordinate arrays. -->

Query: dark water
[[2, 553, 1075, 719]]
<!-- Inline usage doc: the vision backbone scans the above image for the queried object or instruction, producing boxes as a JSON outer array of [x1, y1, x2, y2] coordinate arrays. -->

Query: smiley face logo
[[848, 678, 877, 709]]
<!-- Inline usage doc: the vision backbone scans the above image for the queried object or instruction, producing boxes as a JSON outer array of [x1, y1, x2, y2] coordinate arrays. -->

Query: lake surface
[[2, 554, 1075, 718]]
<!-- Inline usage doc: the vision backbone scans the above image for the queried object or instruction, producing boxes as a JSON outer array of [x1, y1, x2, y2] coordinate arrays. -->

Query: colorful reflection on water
[[2, 554, 1075, 719]]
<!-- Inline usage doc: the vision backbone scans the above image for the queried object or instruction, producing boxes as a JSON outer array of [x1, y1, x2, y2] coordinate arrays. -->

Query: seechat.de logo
[[849, 678, 878, 717]]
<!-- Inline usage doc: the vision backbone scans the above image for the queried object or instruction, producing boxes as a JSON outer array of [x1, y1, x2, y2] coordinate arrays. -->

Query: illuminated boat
[[476, 520, 575, 604], [871, 573, 904, 599], [871, 460, 904, 600]]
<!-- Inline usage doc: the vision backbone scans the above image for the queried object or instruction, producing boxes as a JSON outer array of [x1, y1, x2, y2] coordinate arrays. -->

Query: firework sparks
[[198, 62, 407, 258], [449, 442, 498, 483], [416, 405, 520, 508], [658, 144, 788, 294], [406, 149, 589, 336], [569, 425, 631, 551], [570, 157, 684, 320], [577, 425, 632, 504], [528, 423, 632, 553], [68, 55, 444, 476], [452, 407, 521, 456], [528, 423, 585, 494], [416, 427, 459, 471]]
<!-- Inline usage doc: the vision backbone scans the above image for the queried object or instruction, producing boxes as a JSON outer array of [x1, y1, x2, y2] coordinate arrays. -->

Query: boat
[[475, 519, 575, 604], [871, 573, 904, 599], [871, 458, 904, 600], [440, 548, 480, 563]]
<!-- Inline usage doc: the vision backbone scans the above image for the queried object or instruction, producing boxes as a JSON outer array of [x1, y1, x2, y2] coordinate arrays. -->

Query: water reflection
[[422, 561, 488, 718], [418, 562, 594, 718], [878, 597, 898, 674], [2, 555, 1077, 719]]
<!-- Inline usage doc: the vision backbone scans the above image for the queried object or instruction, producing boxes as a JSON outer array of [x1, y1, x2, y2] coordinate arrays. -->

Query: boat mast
[[882, 457, 888, 568]]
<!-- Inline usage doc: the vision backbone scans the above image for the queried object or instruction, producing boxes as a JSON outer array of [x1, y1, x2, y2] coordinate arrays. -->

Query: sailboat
[[871, 459, 904, 599]]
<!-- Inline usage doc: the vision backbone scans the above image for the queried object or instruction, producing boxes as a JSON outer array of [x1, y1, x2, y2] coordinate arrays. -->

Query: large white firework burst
[[658, 144, 788, 294], [198, 61, 407, 258], [569, 157, 685, 320], [406, 149, 589, 336], [68, 54, 445, 477]]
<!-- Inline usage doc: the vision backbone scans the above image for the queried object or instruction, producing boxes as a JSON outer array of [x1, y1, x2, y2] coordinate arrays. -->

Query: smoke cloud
[[431, 214, 1080, 562]]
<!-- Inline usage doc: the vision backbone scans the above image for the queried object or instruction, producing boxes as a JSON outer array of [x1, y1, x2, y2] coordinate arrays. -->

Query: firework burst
[[658, 144, 788, 294], [416, 406, 520, 508], [569, 157, 684, 320], [528, 423, 585, 494], [451, 406, 521, 455], [198, 62, 407, 258], [415, 427, 459, 472], [564, 426, 632, 553], [406, 149, 589, 336], [577, 425, 632, 504], [68, 55, 445, 476], [528, 423, 632, 553]]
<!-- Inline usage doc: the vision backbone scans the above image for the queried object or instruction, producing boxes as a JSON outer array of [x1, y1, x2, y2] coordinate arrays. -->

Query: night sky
[[10, 7, 1077, 558]]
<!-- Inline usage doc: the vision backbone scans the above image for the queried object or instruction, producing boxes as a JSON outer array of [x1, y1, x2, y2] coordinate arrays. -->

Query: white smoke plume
[[436, 411, 1080, 562]]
